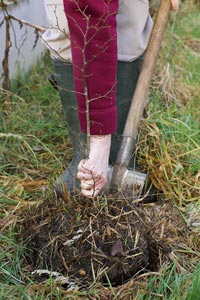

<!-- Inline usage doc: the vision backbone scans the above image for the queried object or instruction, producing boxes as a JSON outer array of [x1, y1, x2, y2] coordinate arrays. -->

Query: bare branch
[[8, 14, 46, 32]]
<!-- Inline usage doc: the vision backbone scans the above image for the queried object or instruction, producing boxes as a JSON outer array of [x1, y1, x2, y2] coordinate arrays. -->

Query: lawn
[[0, 2, 200, 299]]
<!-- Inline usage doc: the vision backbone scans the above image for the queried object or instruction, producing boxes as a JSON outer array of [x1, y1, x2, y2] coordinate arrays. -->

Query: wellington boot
[[110, 55, 145, 168], [51, 59, 87, 197]]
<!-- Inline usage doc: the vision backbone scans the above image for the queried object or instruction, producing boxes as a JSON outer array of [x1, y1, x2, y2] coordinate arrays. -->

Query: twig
[[2, 15, 11, 90], [9, 14, 46, 32]]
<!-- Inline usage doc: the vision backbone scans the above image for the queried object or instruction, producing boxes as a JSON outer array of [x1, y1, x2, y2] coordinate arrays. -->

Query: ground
[[20, 194, 192, 290]]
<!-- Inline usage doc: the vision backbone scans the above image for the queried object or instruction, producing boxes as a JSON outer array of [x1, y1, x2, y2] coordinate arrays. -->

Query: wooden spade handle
[[124, 0, 171, 138], [115, 0, 172, 168], [110, 0, 172, 190]]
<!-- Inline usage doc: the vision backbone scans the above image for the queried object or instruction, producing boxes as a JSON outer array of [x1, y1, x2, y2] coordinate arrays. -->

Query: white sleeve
[[117, 0, 153, 62], [42, 0, 72, 62]]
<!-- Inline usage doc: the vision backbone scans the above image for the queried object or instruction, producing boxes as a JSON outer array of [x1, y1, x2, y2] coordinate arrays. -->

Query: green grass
[[0, 55, 71, 215], [0, 2, 200, 300], [136, 263, 200, 300], [0, 232, 25, 285]]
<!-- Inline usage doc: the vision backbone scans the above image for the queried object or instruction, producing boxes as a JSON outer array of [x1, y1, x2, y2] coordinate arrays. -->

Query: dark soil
[[21, 195, 185, 287]]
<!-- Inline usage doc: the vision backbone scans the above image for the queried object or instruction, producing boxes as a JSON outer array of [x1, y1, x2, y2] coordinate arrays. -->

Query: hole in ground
[[21, 196, 169, 287]]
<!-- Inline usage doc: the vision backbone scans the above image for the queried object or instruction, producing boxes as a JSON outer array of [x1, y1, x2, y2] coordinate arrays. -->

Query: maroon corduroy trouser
[[63, 0, 118, 135]]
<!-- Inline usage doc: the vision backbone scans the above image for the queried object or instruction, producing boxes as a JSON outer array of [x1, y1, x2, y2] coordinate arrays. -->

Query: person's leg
[[110, 56, 144, 167], [51, 59, 87, 196], [43, 1, 87, 195], [46, 0, 152, 197]]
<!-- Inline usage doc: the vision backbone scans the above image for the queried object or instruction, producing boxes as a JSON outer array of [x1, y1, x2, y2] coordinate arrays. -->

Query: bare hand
[[77, 135, 111, 198]]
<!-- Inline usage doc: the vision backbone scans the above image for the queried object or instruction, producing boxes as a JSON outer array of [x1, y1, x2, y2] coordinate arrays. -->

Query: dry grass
[[136, 1, 200, 210], [138, 118, 200, 205]]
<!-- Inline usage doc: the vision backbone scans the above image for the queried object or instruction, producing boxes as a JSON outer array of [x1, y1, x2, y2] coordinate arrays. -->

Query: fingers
[[77, 159, 92, 174], [77, 159, 107, 198], [77, 171, 94, 181], [76, 135, 111, 198], [80, 178, 106, 190], [77, 159, 103, 181], [80, 178, 105, 198], [81, 187, 101, 198], [171, 0, 179, 11]]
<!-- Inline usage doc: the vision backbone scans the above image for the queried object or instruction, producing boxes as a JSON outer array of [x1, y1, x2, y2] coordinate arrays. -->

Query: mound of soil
[[22, 196, 161, 286]]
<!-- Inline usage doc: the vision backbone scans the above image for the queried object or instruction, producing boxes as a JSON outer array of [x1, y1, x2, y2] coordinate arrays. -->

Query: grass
[[0, 2, 200, 299], [138, 2, 200, 206], [136, 262, 200, 300]]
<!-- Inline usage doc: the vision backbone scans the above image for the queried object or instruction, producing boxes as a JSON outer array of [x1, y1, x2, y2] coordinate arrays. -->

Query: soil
[[21, 194, 186, 288]]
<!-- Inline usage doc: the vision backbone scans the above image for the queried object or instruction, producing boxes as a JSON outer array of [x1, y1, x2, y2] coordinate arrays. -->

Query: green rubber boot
[[110, 55, 144, 168], [51, 56, 144, 197], [51, 59, 87, 197]]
